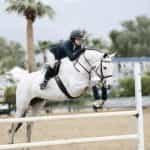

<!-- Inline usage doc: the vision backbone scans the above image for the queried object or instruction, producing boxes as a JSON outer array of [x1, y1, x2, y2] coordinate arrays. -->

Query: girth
[[55, 75, 78, 99]]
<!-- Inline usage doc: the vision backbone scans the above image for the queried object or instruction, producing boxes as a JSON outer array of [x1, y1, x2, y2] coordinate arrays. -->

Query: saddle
[[53, 60, 79, 99], [44, 61, 61, 77]]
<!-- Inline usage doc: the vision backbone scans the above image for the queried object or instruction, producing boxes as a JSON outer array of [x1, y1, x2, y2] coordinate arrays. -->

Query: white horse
[[9, 49, 114, 144]]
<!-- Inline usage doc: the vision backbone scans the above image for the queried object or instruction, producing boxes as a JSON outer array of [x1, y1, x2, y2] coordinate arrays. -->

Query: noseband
[[99, 59, 113, 81]]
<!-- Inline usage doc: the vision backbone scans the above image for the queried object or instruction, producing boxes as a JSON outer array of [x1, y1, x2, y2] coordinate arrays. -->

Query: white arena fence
[[0, 63, 144, 150]]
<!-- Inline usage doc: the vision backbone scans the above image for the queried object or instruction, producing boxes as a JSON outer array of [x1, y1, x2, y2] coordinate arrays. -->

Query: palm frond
[[6, 0, 25, 14], [6, 0, 55, 20], [44, 5, 55, 19], [36, 2, 55, 19]]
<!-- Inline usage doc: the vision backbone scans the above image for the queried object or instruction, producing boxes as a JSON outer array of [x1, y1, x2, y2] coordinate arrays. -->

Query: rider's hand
[[81, 45, 86, 52], [82, 48, 85, 52]]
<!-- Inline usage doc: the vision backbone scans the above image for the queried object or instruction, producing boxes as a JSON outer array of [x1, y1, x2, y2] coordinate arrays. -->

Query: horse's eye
[[103, 66, 107, 70]]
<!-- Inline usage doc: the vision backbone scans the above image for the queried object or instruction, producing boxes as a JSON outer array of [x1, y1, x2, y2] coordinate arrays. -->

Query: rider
[[40, 29, 86, 90]]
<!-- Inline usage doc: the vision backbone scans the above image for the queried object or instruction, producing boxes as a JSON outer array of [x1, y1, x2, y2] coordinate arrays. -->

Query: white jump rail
[[0, 63, 144, 150], [0, 135, 138, 150], [0, 110, 137, 123]]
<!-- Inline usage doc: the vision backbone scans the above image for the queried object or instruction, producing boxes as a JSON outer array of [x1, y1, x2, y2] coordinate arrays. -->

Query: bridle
[[98, 59, 113, 81], [74, 50, 113, 82]]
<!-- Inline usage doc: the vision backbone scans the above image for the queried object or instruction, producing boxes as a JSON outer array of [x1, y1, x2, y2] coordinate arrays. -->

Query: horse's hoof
[[93, 105, 98, 112], [8, 140, 13, 144], [92, 105, 103, 112], [8, 129, 11, 134]]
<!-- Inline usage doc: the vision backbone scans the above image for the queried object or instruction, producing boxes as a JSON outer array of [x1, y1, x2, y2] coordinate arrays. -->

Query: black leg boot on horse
[[92, 84, 107, 112], [40, 61, 60, 90]]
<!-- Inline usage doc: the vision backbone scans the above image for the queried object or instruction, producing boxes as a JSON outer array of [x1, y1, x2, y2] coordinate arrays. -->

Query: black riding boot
[[40, 66, 54, 90], [40, 61, 61, 90]]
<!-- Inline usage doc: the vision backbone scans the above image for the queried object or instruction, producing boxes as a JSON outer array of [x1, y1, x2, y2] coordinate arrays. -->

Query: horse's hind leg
[[25, 98, 46, 150], [8, 109, 27, 144], [26, 122, 32, 150]]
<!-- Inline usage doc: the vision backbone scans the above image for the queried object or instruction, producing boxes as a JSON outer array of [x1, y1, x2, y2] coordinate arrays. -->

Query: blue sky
[[0, 0, 150, 47]]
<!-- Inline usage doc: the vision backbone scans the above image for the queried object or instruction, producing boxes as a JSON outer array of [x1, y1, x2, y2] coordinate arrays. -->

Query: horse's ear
[[103, 53, 108, 58], [109, 53, 116, 58]]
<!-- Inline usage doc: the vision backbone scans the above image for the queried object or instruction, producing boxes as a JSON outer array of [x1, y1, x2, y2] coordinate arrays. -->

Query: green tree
[[6, 0, 55, 72], [0, 37, 25, 74], [82, 30, 109, 50], [110, 16, 150, 57], [91, 38, 108, 49]]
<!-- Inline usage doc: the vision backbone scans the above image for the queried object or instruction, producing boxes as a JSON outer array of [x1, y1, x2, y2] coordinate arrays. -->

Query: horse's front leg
[[93, 100, 105, 112]]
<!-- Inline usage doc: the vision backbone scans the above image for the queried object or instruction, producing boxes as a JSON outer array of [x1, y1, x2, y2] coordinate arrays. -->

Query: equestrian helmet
[[70, 30, 84, 40]]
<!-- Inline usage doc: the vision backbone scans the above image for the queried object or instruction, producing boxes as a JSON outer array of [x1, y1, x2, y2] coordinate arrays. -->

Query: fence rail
[[0, 134, 138, 150], [0, 110, 137, 123]]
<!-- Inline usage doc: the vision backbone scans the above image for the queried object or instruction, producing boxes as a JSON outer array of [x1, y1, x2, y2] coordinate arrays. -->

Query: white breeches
[[46, 50, 57, 67]]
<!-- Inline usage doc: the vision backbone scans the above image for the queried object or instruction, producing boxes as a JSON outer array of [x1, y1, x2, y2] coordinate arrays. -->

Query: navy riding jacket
[[50, 40, 84, 61]]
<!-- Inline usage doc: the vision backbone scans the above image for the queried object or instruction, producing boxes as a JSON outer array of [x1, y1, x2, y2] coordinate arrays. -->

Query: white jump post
[[134, 62, 144, 150]]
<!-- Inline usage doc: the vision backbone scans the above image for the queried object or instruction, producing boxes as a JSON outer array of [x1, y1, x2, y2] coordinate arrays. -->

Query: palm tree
[[6, 0, 55, 72]]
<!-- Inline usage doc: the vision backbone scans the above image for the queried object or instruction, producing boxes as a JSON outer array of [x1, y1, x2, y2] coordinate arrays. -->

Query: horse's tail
[[14, 76, 32, 133]]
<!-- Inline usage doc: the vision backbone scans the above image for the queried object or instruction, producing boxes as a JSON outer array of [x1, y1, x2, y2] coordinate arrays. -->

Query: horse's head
[[96, 53, 114, 88], [84, 50, 114, 88]]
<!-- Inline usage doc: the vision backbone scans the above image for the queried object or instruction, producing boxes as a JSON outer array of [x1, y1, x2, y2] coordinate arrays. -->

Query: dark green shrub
[[109, 75, 150, 97], [142, 75, 150, 96], [4, 86, 16, 105], [119, 77, 134, 97]]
